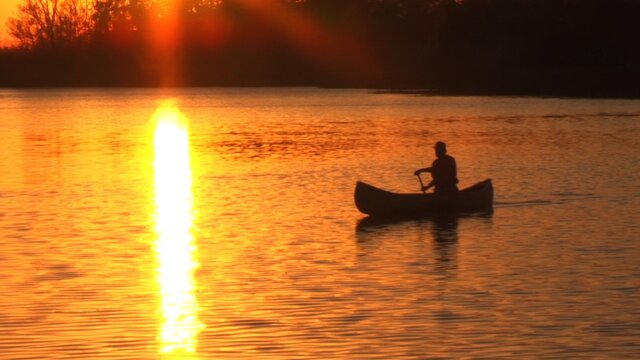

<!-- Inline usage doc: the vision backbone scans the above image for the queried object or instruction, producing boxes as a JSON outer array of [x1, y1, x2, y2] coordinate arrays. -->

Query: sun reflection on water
[[152, 101, 204, 356]]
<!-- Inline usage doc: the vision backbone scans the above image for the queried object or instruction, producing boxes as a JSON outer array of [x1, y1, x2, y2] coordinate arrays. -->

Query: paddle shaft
[[416, 174, 427, 193]]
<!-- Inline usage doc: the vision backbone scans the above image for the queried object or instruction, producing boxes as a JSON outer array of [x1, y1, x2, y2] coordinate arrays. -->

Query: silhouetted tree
[[9, 0, 94, 48]]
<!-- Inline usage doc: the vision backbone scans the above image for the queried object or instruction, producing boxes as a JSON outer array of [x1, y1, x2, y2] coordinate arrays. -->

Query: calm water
[[1, 88, 639, 359]]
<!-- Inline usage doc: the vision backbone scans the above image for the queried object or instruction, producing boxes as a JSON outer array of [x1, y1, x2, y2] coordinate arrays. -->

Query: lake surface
[[1, 88, 639, 359]]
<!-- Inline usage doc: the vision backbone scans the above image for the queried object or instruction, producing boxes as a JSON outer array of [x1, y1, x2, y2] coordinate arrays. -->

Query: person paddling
[[414, 141, 459, 194]]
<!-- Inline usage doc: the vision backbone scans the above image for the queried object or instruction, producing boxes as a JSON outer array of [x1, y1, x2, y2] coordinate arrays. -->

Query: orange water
[[1, 88, 639, 358]]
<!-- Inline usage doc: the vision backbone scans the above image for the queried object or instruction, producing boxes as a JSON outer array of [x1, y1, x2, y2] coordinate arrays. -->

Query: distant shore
[[2, 0, 639, 100], [371, 88, 640, 100], [1, 84, 638, 100]]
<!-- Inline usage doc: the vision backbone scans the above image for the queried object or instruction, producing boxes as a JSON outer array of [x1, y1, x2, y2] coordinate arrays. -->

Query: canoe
[[354, 179, 493, 217]]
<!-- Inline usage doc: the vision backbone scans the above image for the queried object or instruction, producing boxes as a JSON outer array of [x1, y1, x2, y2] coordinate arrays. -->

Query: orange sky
[[0, 0, 19, 45]]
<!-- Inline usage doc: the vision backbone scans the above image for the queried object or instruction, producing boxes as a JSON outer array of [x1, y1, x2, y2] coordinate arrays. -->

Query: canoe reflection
[[355, 212, 493, 278], [355, 210, 492, 232]]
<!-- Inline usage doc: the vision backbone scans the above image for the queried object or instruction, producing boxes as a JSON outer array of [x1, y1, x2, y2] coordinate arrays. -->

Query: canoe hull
[[354, 179, 493, 217]]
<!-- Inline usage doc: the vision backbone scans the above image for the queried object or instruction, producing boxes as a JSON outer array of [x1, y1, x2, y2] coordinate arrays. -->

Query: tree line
[[1, 0, 639, 96]]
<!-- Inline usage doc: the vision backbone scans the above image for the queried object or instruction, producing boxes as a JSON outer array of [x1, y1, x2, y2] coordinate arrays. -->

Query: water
[[1, 88, 639, 359]]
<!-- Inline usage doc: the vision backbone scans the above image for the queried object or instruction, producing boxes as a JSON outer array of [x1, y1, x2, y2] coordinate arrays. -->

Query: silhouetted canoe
[[354, 179, 493, 217]]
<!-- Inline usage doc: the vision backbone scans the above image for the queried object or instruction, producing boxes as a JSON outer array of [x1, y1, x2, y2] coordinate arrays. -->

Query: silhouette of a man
[[414, 141, 459, 194]]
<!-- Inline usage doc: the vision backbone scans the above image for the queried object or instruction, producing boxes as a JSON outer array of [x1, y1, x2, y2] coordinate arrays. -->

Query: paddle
[[416, 173, 427, 194]]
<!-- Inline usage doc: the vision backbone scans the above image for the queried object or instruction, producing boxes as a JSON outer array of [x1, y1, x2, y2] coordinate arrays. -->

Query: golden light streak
[[152, 101, 204, 356]]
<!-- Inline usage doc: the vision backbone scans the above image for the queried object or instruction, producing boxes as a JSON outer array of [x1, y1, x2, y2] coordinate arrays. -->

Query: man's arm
[[414, 167, 433, 176]]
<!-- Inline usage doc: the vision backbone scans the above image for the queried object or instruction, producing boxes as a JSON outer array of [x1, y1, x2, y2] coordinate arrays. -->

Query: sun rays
[[137, 0, 382, 86]]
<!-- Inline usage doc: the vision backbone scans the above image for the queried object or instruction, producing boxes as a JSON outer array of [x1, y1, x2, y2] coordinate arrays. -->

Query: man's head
[[434, 141, 447, 157]]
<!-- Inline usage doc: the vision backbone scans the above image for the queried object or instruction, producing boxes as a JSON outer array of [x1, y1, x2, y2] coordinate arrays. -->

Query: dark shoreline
[[3, 0, 639, 100], [1, 85, 639, 100], [371, 88, 640, 100]]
